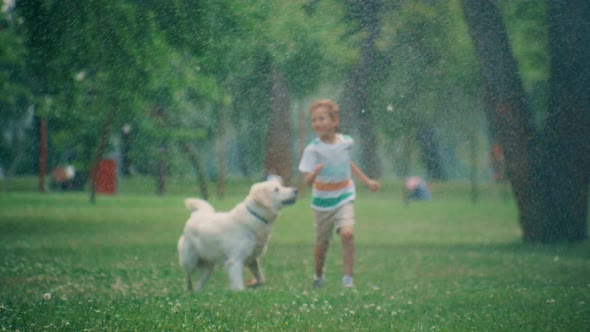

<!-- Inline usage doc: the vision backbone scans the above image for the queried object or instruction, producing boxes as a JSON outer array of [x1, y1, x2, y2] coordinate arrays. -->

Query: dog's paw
[[246, 278, 265, 288]]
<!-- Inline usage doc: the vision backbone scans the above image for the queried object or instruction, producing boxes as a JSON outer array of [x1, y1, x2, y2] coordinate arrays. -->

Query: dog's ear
[[251, 183, 272, 209], [266, 174, 283, 185]]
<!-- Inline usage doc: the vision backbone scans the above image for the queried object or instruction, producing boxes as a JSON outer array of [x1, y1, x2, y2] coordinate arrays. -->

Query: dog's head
[[249, 177, 298, 212]]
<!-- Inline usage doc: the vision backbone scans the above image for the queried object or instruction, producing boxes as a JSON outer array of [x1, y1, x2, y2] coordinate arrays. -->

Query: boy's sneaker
[[313, 276, 324, 288], [342, 275, 353, 288]]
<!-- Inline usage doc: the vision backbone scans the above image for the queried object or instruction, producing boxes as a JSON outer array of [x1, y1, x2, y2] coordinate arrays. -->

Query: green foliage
[[230, 49, 273, 176], [0, 11, 35, 173], [222, 0, 358, 176], [0, 13, 30, 115], [74, 1, 168, 101], [499, 0, 549, 122], [372, 1, 486, 179], [0, 183, 589, 331], [138, 0, 206, 55], [264, 1, 357, 98], [0, 0, 557, 182], [499, 0, 548, 89], [12, 0, 224, 176], [379, 1, 481, 130]]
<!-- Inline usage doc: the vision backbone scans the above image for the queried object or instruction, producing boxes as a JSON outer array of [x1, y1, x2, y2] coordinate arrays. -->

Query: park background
[[1, 0, 588, 241], [1, 0, 589, 330]]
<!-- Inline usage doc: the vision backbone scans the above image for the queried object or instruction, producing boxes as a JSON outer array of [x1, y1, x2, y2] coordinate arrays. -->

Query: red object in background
[[490, 143, 505, 181], [94, 159, 117, 194]]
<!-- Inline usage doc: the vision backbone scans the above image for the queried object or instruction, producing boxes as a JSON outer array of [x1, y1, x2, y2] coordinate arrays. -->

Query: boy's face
[[310, 107, 339, 140]]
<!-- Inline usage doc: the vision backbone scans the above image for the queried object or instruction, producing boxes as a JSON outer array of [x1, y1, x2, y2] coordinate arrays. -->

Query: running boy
[[298, 99, 380, 288]]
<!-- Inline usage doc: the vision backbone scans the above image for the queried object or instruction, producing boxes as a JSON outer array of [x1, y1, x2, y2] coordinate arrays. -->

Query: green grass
[[0, 180, 589, 331]]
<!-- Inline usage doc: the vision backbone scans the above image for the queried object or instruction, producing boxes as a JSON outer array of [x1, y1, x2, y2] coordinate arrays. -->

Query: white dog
[[177, 178, 298, 291]]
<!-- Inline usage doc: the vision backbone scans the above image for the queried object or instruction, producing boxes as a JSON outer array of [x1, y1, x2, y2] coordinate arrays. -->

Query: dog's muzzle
[[281, 189, 298, 205]]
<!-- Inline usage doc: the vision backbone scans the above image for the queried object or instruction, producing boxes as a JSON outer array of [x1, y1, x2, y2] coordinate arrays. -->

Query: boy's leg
[[313, 209, 335, 287], [339, 225, 354, 277], [335, 203, 355, 287], [314, 241, 329, 278]]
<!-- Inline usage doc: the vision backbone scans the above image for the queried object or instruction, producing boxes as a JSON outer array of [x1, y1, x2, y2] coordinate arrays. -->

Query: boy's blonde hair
[[309, 99, 340, 119]]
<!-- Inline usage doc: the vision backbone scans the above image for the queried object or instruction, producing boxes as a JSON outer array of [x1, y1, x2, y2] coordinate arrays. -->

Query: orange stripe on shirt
[[314, 179, 352, 191]]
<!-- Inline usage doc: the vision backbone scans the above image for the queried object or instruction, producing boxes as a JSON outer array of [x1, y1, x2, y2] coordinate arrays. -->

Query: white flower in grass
[[43, 293, 51, 300]]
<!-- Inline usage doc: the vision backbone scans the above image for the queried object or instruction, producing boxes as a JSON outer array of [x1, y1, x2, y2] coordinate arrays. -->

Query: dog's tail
[[184, 198, 215, 214]]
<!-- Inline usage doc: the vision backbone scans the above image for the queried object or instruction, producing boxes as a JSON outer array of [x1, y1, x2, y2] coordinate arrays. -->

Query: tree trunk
[[181, 142, 208, 200], [415, 122, 447, 180], [121, 125, 132, 177], [38, 115, 47, 193], [339, 1, 382, 179], [469, 127, 478, 203], [541, 0, 590, 241], [264, 65, 293, 185], [216, 101, 226, 199], [155, 146, 167, 196], [341, 58, 381, 179], [341, 60, 381, 179], [297, 101, 307, 192], [402, 125, 413, 206], [461, 0, 588, 242], [155, 107, 167, 196]]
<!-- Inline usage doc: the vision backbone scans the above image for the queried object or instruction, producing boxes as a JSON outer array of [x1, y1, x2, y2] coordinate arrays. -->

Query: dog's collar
[[246, 205, 270, 225]]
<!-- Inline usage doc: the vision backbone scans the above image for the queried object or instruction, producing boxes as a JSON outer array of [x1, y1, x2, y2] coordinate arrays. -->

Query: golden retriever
[[177, 178, 298, 291]]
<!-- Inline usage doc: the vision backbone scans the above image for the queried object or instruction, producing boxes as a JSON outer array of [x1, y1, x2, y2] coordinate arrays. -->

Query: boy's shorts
[[313, 202, 355, 243]]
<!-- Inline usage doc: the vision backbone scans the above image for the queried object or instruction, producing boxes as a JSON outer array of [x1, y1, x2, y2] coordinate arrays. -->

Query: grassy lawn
[[1, 179, 589, 331]]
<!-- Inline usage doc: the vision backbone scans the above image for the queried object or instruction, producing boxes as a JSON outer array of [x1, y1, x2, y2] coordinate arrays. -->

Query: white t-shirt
[[298, 134, 355, 211]]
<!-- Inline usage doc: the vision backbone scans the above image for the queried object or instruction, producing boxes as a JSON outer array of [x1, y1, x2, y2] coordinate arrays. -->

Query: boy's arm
[[302, 164, 324, 186], [351, 161, 381, 192]]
